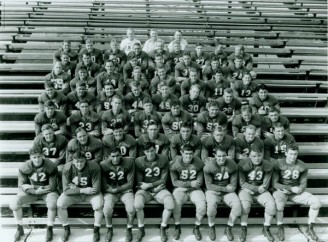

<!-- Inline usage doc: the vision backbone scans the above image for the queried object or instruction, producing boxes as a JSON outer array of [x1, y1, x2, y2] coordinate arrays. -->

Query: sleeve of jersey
[[272, 161, 292, 191], [169, 160, 191, 188], [117, 159, 135, 193], [63, 164, 82, 195], [262, 166, 273, 190], [203, 165, 220, 191], [44, 163, 58, 192], [18, 166, 31, 188], [298, 167, 308, 193], [264, 138, 274, 161], [152, 157, 169, 187], [100, 164, 109, 193], [135, 158, 144, 186], [238, 162, 258, 192], [91, 163, 102, 194]]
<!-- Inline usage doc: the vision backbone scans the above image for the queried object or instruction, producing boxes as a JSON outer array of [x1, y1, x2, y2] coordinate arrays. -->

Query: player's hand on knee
[[21, 184, 34, 192], [258, 185, 266, 194], [226, 184, 235, 193], [191, 180, 201, 189], [291, 186, 302, 195], [154, 184, 165, 193], [81, 187, 97, 195]]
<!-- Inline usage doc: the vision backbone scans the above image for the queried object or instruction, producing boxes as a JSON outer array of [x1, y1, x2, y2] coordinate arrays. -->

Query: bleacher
[[0, 0, 327, 241]]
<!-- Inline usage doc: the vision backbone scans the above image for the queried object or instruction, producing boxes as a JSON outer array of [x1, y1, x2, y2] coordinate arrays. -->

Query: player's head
[[143, 142, 157, 161], [76, 81, 87, 97], [149, 29, 158, 40], [248, 147, 263, 165], [82, 52, 91, 64], [273, 122, 286, 140], [75, 127, 89, 145], [223, 88, 233, 103], [180, 121, 193, 140], [62, 40, 71, 52], [108, 147, 122, 165], [132, 66, 142, 78], [112, 122, 124, 141], [214, 44, 224, 54], [79, 99, 90, 115], [126, 28, 135, 40], [77, 66, 88, 79], [285, 145, 299, 164], [173, 40, 181, 52], [104, 81, 115, 96], [60, 52, 70, 63], [104, 60, 115, 74], [130, 81, 141, 97], [133, 42, 142, 55], [189, 68, 198, 81], [234, 57, 243, 68], [267, 107, 280, 123], [158, 82, 170, 97], [213, 68, 224, 82], [195, 42, 203, 54], [53, 61, 63, 75], [257, 84, 269, 100], [213, 125, 226, 142], [108, 53, 118, 63], [111, 95, 123, 111], [85, 39, 94, 52], [211, 57, 220, 69], [142, 97, 153, 113], [154, 53, 164, 65], [170, 100, 181, 116], [44, 81, 56, 98], [244, 125, 256, 142], [242, 72, 252, 85], [147, 120, 159, 139], [174, 30, 182, 41], [189, 84, 200, 100], [157, 66, 167, 79], [208, 100, 220, 118], [155, 41, 164, 52], [235, 44, 245, 57], [72, 151, 87, 171], [214, 148, 227, 166], [241, 105, 252, 122], [182, 51, 191, 65], [41, 124, 55, 142], [44, 101, 56, 117], [110, 39, 119, 50], [181, 144, 194, 163], [29, 147, 43, 167]]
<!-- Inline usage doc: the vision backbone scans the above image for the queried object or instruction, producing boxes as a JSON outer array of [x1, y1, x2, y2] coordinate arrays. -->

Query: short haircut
[[147, 120, 158, 128], [41, 124, 54, 132], [143, 97, 153, 105], [104, 81, 114, 88], [287, 144, 299, 152], [108, 147, 121, 155], [189, 67, 198, 74], [224, 88, 233, 94], [195, 42, 204, 47], [215, 148, 227, 154], [213, 125, 225, 133], [208, 100, 219, 108], [29, 146, 43, 156], [62, 40, 70, 45], [257, 83, 268, 92], [130, 81, 141, 88], [273, 122, 284, 130], [110, 39, 118, 45], [133, 66, 142, 71], [44, 81, 55, 89], [182, 51, 191, 57], [182, 144, 194, 152], [180, 121, 193, 129], [170, 100, 180, 108], [79, 99, 89, 106], [268, 106, 280, 114], [76, 81, 87, 88], [85, 39, 93, 45], [82, 52, 91, 57], [111, 121, 124, 130], [127, 52, 138, 60], [245, 124, 256, 132], [44, 100, 55, 108], [241, 105, 252, 113], [75, 127, 87, 135], [72, 151, 86, 160], [105, 60, 115, 66], [249, 146, 263, 154], [143, 142, 156, 151], [236, 44, 245, 51], [77, 66, 87, 73]]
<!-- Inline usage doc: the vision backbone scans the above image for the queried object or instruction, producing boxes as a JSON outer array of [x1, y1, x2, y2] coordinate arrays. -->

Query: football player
[[175, 51, 201, 85], [218, 88, 242, 123], [262, 107, 290, 139], [181, 67, 205, 96], [79, 39, 103, 65], [120, 28, 141, 55], [38, 81, 67, 113], [180, 84, 206, 119], [75, 52, 101, 78], [96, 81, 124, 113], [232, 105, 262, 138], [53, 40, 78, 63], [205, 69, 231, 102], [45, 61, 71, 95], [232, 72, 257, 98], [70, 66, 97, 95]]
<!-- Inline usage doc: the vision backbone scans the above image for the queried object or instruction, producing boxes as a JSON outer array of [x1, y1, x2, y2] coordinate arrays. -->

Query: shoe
[[277, 225, 285, 241], [173, 224, 181, 240], [14, 225, 24, 241], [105, 227, 113, 242], [262, 226, 275, 242], [62, 225, 71, 242], [125, 227, 132, 242], [136, 227, 145, 242], [93, 226, 100, 242], [45, 226, 53, 242], [160, 226, 168, 242], [209, 225, 216, 241], [225, 225, 234, 241], [239, 226, 247, 242], [193, 225, 202, 241], [306, 225, 319, 241]]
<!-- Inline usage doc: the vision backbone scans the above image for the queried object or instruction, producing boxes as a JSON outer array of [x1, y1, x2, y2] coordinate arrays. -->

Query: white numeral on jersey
[[30, 172, 47, 182], [248, 170, 263, 181], [145, 167, 160, 177], [181, 170, 197, 180], [79, 122, 92, 131], [282, 170, 299, 180], [109, 171, 124, 180], [85, 151, 92, 160], [120, 146, 127, 156], [274, 144, 287, 154], [42, 147, 57, 157], [171, 121, 182, 131], [72, 176, 88, 186], [215, 172, 229, 181]]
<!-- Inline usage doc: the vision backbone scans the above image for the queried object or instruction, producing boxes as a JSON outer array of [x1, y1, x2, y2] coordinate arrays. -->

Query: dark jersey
[[101, 109, 131, 133], [137, 133, 170, 157], [68, 111, 101, 135], [34, 111, 67, 135], [197, 111, 228, 134], [180, 95, 206, 116], [170, 133, 202, 158], [175, 61, 201, 78], [170, 51, 184, 69], [96, 90, 124, 113], [38, 91, 67, 113], [235, 135, 264, 158], [228, 53, 253, 70], [134, 110, 162, 136], [232, 114, 262, 133], [264, 134, 296, 160], [66, 91, 96, 112], [70, 76, 96, 95], [124, 92, 151, 113], [62, 61, 77, 79], [201, 134, 234, 158], [75, 62, 101, 78], [79, 48, 103, 65], [233, 80, 258, 98], [53, 48, 78, 63], [162, 110, 194, 136], [191, 51, 210, 66], [181, 78, 205, 96], [206, 79, 231, 100], [249, 94, 279, 115], [45, 71, 71, 95], [150, 75, 176, 95], [102, 134, 137, 159], [209, 51, 229, 66], [103, 49, 127, 66], [152, 93, 179, 114], [96, 71, 124, 94], [149, 49, 171, 65], [217, 97, 242, 118], [262, 115, 290, 134]]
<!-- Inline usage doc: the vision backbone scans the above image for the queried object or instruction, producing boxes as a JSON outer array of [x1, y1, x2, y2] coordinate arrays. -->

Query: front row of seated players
[[11, 142, 321, 242]]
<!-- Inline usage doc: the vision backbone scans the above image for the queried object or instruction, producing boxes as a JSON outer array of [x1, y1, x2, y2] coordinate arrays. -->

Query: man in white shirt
[[142, 29, 165, 54], [120, 28, 141, 55]]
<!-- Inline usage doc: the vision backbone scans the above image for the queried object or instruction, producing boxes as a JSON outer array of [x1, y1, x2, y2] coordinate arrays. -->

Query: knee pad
[[241, 201, 251, 215], [163, 195, 175, 211], [134, 196, 145, 211], [309, 196, 321, 210], [265, 201, 276, 216]]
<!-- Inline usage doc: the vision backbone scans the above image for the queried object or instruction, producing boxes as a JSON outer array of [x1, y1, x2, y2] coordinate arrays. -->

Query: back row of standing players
[[15, 28, 321, 242]]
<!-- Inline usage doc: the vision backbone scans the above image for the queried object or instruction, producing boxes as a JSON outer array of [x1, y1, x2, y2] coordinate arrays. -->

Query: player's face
[[105, 62, 115, 73], [274, 126, 285, 140], [174, 31, 182, 41], [213, 130, 225, 142], [157, 68, 166, 79], [268, 111, 279, 122], [131, 85, 141, 96], [223, 92, 233, 103], [133, 45, 141, 54], [133, 68, 141, 78], [241, 111, 252, 122], [144, 147, 156, 161], [80, 102, 89, 115], [215, 150, 227, 166], [211, 61, 219, 69], [53, 63, 62, 75], [86, 42, 93, 52], [147, 124, 159, 139], [110, 42, 118, 51], [215, 45, 223, 53], [150, 31, 158, 40], [77, 130, 88, 145], [208, 105, 219, 117], [190, 87, 200, 100], [42, 129, 55, 142], [30, 153, 43, 167], [214, 72, 223, 82], [143, 102, 153, 113], [156, 43, 164, 52], [61, 54, 69, 64], [45, 106, 55, 117], [235, 46, 244, 57], [73, 157, 87, 171], [111, 98, 122, 110], [129, 58, 138, 67], [183, 55, 191, 65], [258, 89, 268, 100], [285, 149, 298, 164], [180, 127, 192, 140], [189, 71, 198, 82], [76, 85, 86, 97], [182, 150, 194, 164], [155, 56, 164, 65], [113, 128, 124, 141], [110, 151, 121, 165], [78, 70, 88, 80], [195, 45, 203, 54], [160, 85, 169, 97], [127, 29, 134, 40], [171, 105, 181, 116], [82, 55, 91, 65], [242, 75, 252, 85], [249, 151, 263, 165], [244, 128, 256, 142], [104, 85, 114, 96], [45, 87, 55, 98], [234, 59, 243, 68], [62, 42, 70, 52], [173, 43, 181, 52]]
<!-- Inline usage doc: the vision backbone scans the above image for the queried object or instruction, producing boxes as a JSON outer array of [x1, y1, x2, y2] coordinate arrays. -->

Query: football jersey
[[239, 158, 273, 193], [53, 48, 78, 62], [273, 159, 308, 192], [229, 66, 249, 81], [150, 75, 176, 94], [45, 71, 71, 95], [175, 61, 201, 78], [232, 113, 262, 133], [190, 51, 210, 66], [203, 66, 221, 82], [70, 76, 97, 95], [264, 133, 296, 160], [33, 134, 68, 163], [170, 156, 204, 189], [218, 97, 242, 118], [103, 49, 127, 66], [162, 110, 194, 135], [66, 136, 103, 163], [61, 61, 76, 79], [69, 110, 101, 135], [181, 78, 205, 96], [262, 115, 290, 134], [180, 95, 206, 116], [38, 91, 67, 112], [228, 53, 253, 69], [209, 51, 229, 66], [34, 111, 67, 135], [18, 159, 57, 190], [152, 93, 179, 114], [233, 80, 258, 98], [135, 154, 169, 192], [137, 133, 170, 157], [100, 157, 134, 192], [170, 133, 202, 158], [124, 92, 151, 112], [197, 111, 228, 133], [201, 134, 234, 158], [206, 79, 231, 99], [249, 94, 279, 115], [96, 71, 124, 94], [79, 48, 103, 65], [148, 49, 171, 64], [66, 91, 96, 112], [101, 109, 131, 132], [96, 90, 124, 113], [170, 51, 184, 69], [203, 158, 238, 192], [62, 161, 101, 194], [102, 134, 137, 159], [134, 110, 162, 135], [75, 62, 101, 78], [235, 135, 264, 158]]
